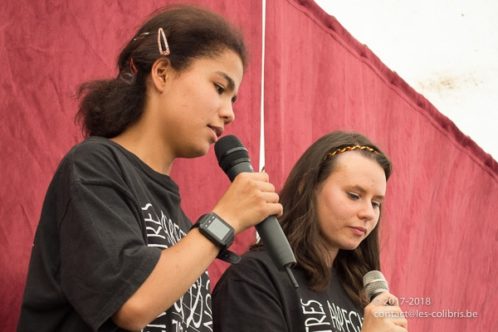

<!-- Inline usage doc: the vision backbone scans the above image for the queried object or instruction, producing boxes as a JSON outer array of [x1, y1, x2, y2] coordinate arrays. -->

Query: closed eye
[[372, 201, 382, 209], [347, 192, 360, 200], [214, 83, 225, 95]]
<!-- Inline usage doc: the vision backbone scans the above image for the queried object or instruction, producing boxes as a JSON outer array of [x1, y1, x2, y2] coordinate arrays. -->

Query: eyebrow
[[349, 185, 385, 201]]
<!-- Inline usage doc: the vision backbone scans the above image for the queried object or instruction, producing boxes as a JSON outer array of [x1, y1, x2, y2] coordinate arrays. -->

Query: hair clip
[[129, 57, 138, 75], [132, 31, 151, 42], [157, 27, 170, 56]]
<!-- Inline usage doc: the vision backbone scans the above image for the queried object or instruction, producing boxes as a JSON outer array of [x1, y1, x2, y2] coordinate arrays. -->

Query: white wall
[[315, 0, 498, 160]]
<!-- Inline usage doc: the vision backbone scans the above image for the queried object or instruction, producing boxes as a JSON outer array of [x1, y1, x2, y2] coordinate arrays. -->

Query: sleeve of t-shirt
[[58, 143, 161, 330], [212, 253, 291, 332]]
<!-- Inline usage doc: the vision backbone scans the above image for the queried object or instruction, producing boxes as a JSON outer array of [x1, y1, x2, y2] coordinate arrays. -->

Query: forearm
[[113, 228, 218, 330], [113, 172, 283, 330]]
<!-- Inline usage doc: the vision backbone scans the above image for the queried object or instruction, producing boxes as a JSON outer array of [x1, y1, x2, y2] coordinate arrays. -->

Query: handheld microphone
[[363, 270, 393, 304], [214, 135, 298, 288]]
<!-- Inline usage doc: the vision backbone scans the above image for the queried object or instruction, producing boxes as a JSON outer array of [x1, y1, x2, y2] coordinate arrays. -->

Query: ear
[[150, 58, 171, 92]]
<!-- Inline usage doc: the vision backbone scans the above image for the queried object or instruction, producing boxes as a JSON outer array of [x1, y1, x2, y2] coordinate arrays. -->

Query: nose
[[220, 100, 235, 124], [358, 201, 377, 222]]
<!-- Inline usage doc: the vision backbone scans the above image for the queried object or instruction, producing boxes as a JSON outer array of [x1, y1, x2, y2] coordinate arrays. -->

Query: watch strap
[[217, 248, 241, 264], [191, 213, 240, 264]]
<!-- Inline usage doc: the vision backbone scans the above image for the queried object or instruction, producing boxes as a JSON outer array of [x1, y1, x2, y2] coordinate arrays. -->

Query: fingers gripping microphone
[[363, 270, 394, 305], [215, 135, 298, 288]]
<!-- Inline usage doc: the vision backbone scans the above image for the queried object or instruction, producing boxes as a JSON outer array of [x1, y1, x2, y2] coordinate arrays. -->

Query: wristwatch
[[192, 213, 240, 264]]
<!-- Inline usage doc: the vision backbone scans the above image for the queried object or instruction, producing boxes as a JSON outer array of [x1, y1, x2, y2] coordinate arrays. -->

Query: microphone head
[[363, 270, 389, 301], [214, 135, 251, 173]]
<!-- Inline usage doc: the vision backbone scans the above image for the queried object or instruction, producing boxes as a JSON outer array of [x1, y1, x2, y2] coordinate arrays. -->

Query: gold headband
[[327, 145, 379, 159]]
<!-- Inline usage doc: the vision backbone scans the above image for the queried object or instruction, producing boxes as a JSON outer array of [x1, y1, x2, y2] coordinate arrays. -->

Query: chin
[[186, 150, 208, 159], [191, 143, 211, 158], [178, 146, 208, 159], [324, 238, 361, 253], [340, 241, 362, 251]]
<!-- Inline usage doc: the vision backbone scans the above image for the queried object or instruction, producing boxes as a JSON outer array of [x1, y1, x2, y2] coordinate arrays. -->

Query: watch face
[[209, 219, 232, 238], [200, 214, 234, 248]]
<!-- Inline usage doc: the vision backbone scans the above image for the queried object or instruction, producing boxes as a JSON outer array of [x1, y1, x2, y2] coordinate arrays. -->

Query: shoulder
[[66, 137, 122, 164], [224, 248, 275, 278], [242, 248, 274, 266], [213, 247, 304, 330], [213, 249, 300, 332], [215, 248, 290, 292], [61, 137, 131, 182]]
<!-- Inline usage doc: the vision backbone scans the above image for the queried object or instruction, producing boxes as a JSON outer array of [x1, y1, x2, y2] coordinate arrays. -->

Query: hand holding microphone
[[211, 135, 282, 234], [212, 171, 281, 233], [362, 271, 408, 331], [212, 135, 298, 287]]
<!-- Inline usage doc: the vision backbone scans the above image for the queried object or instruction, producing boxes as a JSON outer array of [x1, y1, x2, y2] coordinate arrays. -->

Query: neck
[[111, 123, 174, 175]]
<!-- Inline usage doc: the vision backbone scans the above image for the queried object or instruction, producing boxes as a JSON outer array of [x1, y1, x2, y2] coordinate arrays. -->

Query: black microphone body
[[215, 136, 298, 287]]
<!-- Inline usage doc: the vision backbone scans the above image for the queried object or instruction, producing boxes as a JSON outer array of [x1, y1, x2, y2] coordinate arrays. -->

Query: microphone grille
[[214, 135, 250, 173], [363, 270, 389, 301], [214, 135, 242, 158]]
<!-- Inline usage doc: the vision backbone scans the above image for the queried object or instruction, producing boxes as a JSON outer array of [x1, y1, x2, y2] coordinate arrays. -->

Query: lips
[[349, 226, 367, 236], [208, 125, 223, 138]]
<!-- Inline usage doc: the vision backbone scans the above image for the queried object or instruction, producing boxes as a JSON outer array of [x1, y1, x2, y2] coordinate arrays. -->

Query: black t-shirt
[[212, 249, 363, 332], [18, 137, 212, 332]]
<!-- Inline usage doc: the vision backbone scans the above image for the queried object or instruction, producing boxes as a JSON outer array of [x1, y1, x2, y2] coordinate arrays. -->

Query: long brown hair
[[279, 131, 392, 308], [76, 5, 247, 138]]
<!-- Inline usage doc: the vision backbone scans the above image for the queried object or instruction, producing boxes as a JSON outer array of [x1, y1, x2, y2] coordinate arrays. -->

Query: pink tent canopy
[[1, 0, 496, 330]]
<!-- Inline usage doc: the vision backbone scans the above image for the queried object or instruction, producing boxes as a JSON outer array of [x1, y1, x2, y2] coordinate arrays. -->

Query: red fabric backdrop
[[1, 0, 496, 330], [263, 1, 498, 330]]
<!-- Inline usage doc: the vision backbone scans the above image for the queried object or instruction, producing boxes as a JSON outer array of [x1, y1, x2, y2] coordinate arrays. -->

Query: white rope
[[258, 0, 267, 172], [256, 0, 267, 243]]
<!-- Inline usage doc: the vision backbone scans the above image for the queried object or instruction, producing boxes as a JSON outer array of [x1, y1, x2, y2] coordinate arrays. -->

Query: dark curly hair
[[76, 5, 247, 138]]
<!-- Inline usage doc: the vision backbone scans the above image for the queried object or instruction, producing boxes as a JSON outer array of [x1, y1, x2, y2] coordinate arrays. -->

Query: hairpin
[[157, 27, 170, 56], [132, 31, 151, 42], [129, 57, 138, 75]]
